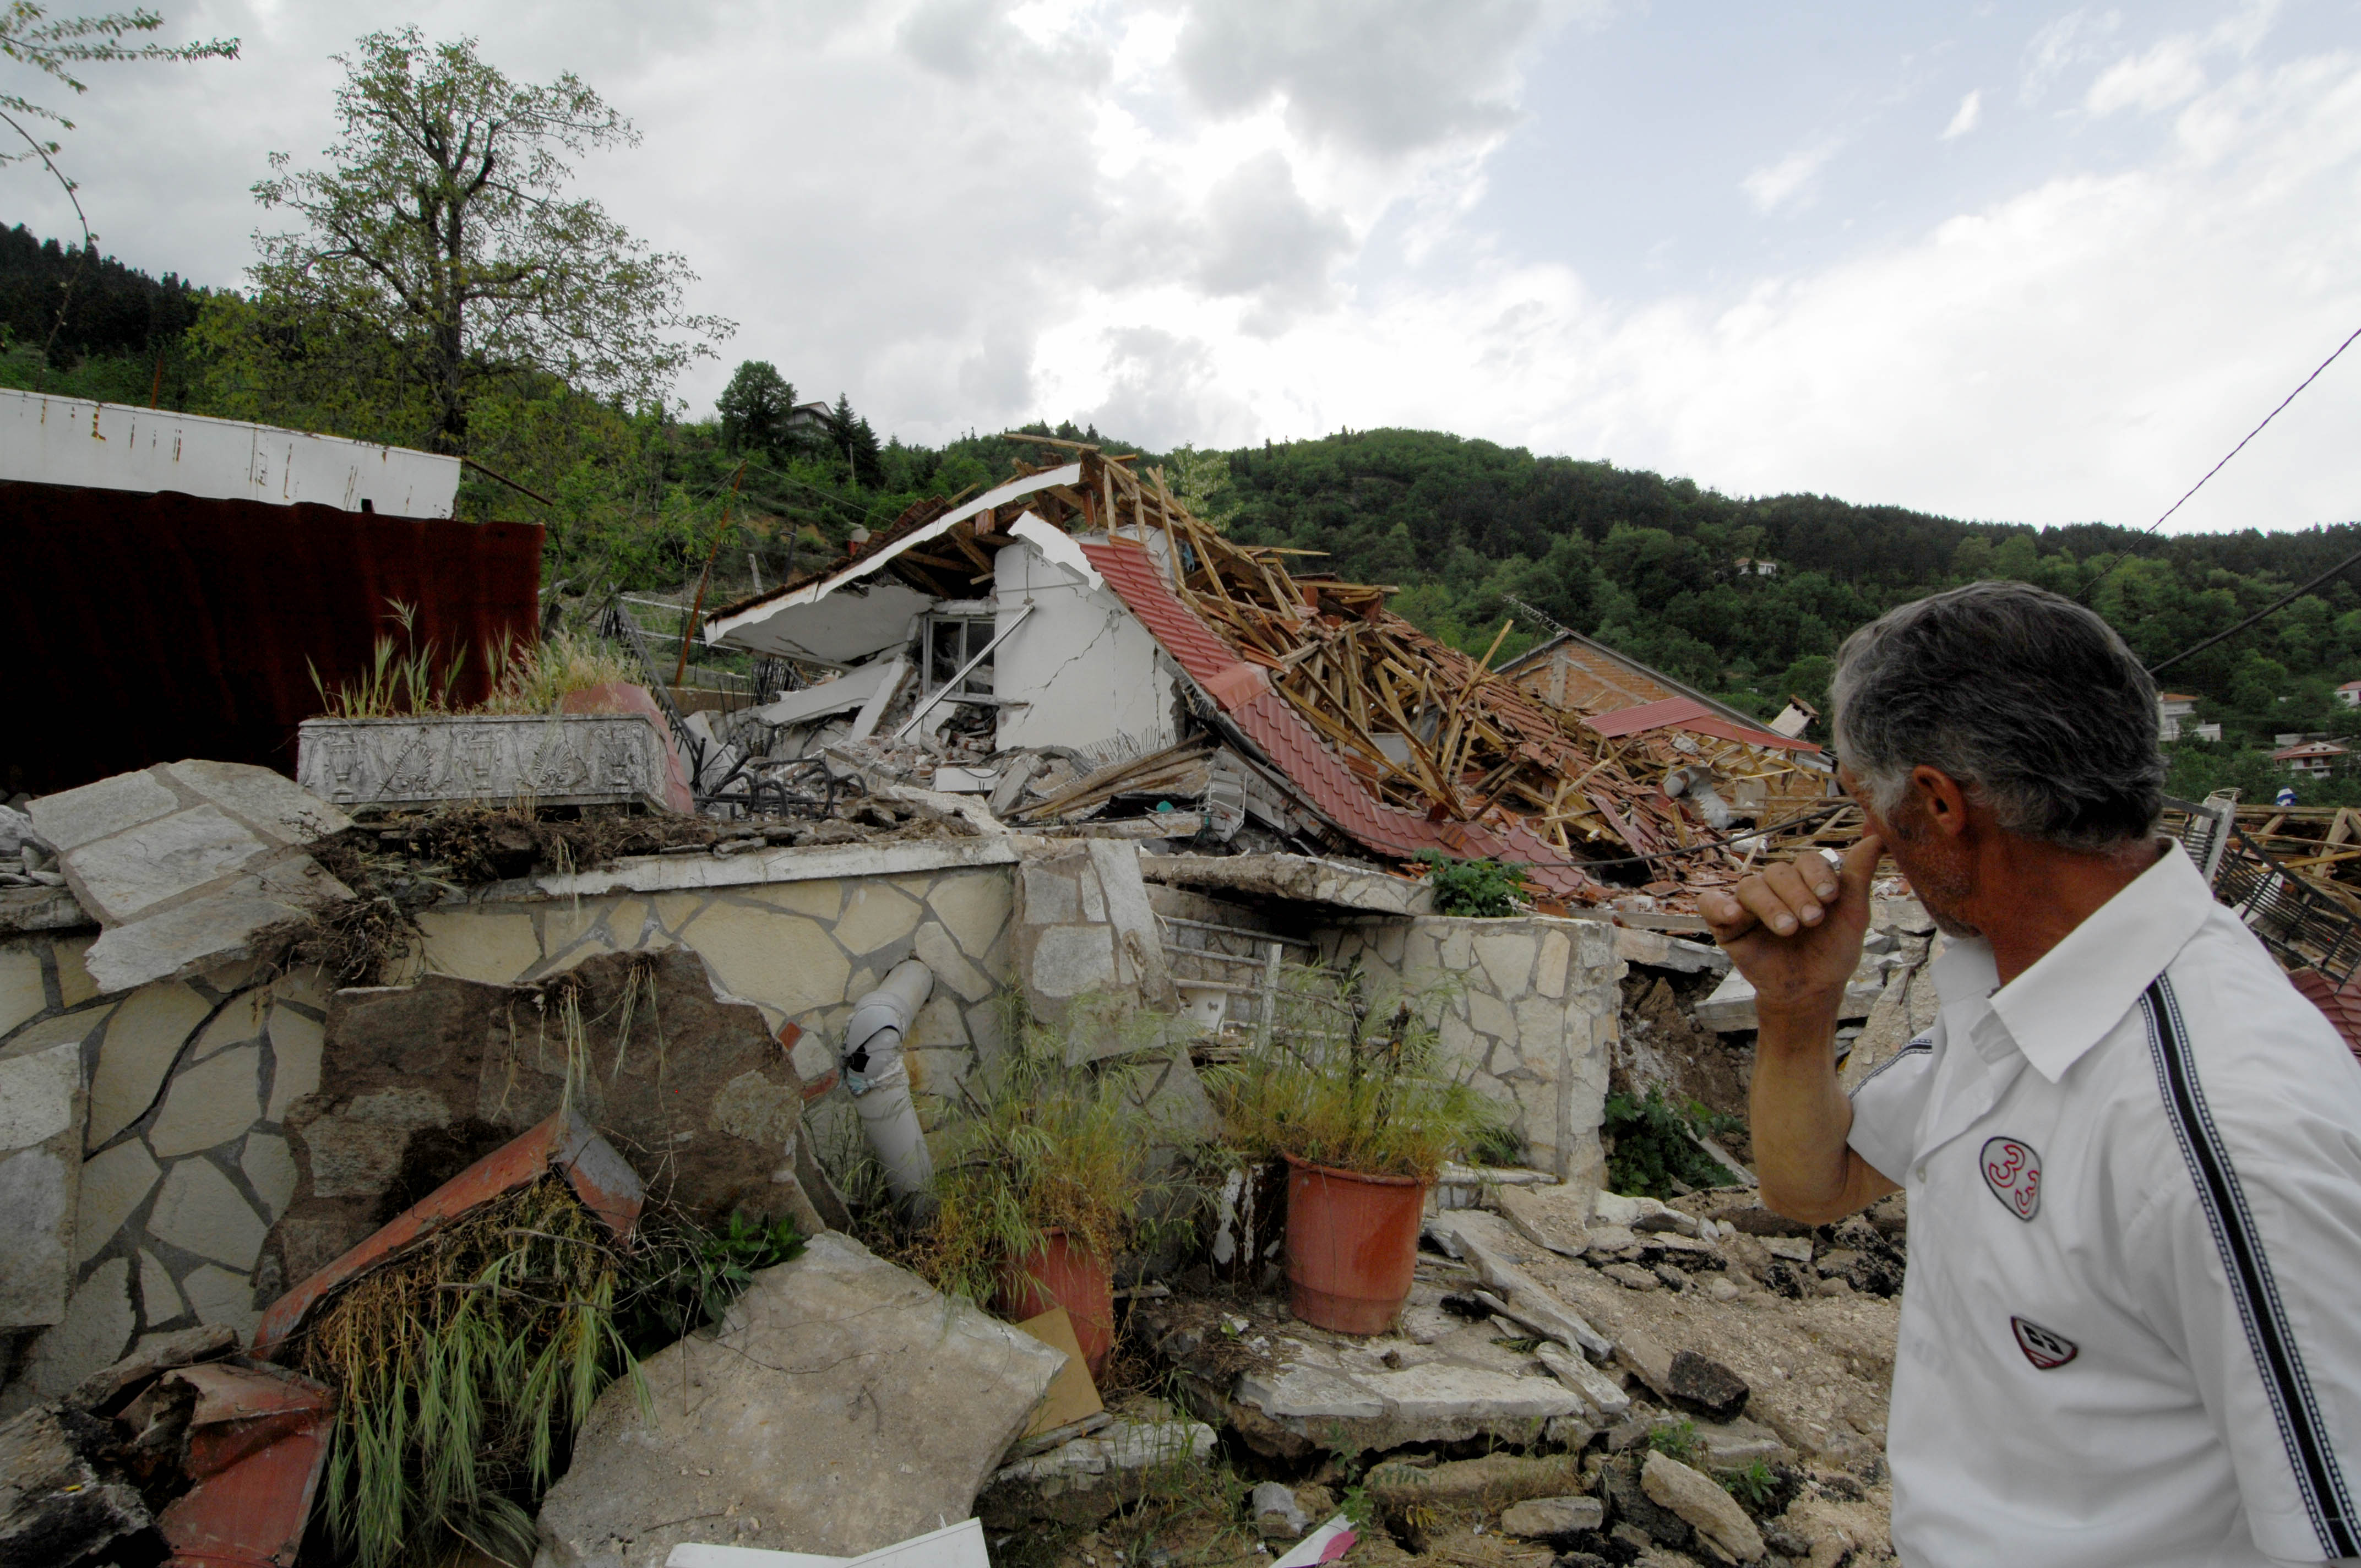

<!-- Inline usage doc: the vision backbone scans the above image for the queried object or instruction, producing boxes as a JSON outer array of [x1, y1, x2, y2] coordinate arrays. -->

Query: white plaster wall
[[991, 540, 1176, 755]]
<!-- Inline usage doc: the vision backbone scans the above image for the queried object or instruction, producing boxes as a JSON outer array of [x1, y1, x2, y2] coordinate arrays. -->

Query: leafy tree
[[1167, 444, 1240, 532], [716, 359, 793, 455], [242, 27, 731, 453], [0, 5, 236, 171]]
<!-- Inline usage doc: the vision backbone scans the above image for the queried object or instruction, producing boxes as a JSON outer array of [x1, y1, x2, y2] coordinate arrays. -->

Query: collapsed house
[[697, 440, 1840, 912]]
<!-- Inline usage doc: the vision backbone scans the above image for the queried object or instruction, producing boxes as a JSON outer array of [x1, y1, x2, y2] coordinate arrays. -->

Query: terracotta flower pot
[[1282, 1153, 1429, 1335], [998, 1228, 1116, 1378]]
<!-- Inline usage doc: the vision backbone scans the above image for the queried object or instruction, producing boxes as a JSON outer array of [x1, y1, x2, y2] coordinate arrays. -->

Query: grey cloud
[[1076, 327, 1256, 448], [1174, 0, 1547, 158], [1195, 151, 1352, 323]]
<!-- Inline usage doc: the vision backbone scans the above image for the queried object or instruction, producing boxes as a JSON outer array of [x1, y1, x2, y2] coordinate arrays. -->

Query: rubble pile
[[700, 440, 1844, 912]]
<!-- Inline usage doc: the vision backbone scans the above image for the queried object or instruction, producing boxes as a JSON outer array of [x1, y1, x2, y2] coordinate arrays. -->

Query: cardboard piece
[[1014, 1305, 1104, 1437]]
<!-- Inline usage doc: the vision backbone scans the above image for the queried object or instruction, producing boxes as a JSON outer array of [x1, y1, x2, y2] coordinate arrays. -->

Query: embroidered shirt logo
[[1981, 1136, 2042, 1221], [2012, 1316, 2079, 1370]]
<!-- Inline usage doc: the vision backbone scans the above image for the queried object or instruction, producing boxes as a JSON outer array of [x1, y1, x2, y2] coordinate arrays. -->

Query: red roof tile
[[1080, 538, 1601, 897], [2287, 968, 2361, 1061]]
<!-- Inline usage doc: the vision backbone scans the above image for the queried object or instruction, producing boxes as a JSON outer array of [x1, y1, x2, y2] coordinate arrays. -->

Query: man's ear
[[1909, 765, 1972, 839]]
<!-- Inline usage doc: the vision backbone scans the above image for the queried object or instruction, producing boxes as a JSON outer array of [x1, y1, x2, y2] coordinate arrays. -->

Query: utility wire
[[2081, 321, 2361, 602], [2147, 537, 2361, 676]]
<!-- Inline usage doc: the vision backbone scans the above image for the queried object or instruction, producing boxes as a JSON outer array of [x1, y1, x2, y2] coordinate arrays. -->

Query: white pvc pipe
[[840, 958, 937, 1207]]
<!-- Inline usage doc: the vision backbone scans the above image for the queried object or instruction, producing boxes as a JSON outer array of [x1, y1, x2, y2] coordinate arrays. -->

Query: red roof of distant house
[[2159, 692, 2200, 703], [1079, 538, 1603, 897], [2272, 741, 2349, 761], [2341, 681, 2361, 692], [1580, 696, 1820, 752]]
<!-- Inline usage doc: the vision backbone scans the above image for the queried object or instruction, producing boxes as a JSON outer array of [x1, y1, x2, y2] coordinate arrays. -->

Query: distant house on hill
[[2273, 739, 2349, 778], [1732, 557, 1778, 577], [784, 400, 833, 438], [2157, 693, 2221, 743], [2338, 679, 2361, 709]]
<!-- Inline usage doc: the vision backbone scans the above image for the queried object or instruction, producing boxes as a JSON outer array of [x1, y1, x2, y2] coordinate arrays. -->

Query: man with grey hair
[[1704, 580, 2361, 1566]]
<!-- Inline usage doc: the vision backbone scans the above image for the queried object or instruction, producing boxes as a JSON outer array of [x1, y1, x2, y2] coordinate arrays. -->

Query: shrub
[[1604, 1086, 1739, 1197], [1413, 850, 1530, 917]]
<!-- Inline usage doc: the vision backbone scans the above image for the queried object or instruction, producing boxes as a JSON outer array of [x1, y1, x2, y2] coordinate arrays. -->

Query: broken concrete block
[[1535, 1341, 1630, 1419], [1362, 1451, 1582, 1512], [1613, 1328, 1675, 1402], [1640, 1451, 1764, 1564], [30, 763, 354, 995], [1493, 1183, 1591, 1257], [534, 1232, 1065, 1567], [1611, 925, 1728, 975], [1693, 965, 1881, 1033], [1500, 1495, 1606, 1540]]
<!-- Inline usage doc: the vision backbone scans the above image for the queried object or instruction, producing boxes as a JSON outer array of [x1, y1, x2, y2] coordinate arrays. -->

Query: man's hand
[[1700, 835, 1885, 1019]]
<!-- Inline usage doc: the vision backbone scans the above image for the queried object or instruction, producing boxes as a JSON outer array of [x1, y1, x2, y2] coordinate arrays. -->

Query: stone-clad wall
[[0, 926, 328, 1414], [0, 842, 1020, 1417], [1320, 914, 1619, 1189]]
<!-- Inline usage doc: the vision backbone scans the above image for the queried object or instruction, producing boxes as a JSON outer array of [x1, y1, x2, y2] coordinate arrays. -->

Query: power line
[[2147, 536, 2361, 676], [2081, 321, 2361, 602]]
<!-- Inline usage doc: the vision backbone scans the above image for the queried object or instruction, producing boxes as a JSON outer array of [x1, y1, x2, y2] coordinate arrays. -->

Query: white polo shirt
[[1847, 844, 2361, 1567]]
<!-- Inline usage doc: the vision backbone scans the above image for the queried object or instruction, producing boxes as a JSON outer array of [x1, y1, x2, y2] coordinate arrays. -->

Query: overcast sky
[[6, 0, 2357, 533]]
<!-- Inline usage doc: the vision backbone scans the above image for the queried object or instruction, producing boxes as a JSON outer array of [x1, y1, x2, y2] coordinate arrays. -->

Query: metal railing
[[2167, 794, 2361, 986]]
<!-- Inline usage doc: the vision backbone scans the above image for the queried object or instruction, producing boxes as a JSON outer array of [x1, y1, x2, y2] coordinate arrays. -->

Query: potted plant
[[918, 1011, 1198, 1378], [1205, 968, 1500, 1335]]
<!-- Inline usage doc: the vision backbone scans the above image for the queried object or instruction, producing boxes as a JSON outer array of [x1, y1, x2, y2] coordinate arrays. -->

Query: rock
[[1760, 1235, 1814, 1266], [1613, 1329, 1674, 1401], [1494, 1183, 1592, 1257], [1251, 1481, 1310, 1537], [1500, 1495, 1606, 1540], [0, 1036, 84, 1329], [0, 1402, 151, 1565], [1689, 1417, 1791, 1474], [532, 1232, 1064, 1568], [1653, 1264, 1690, 1292], [1640, 1452, 1765, 1563], [1717, 1206, 1812, 1239], [1601, 1262, 1658, 1292], [1535, 1342, 1630, 1419], [1668, 1351, 1750, 1420], [982, 1419, 1218, 1525], [1597, 1456, 1690, 1551], [1706, 1277, 1740, 1302], [1363, 1452, 1582, 1512]]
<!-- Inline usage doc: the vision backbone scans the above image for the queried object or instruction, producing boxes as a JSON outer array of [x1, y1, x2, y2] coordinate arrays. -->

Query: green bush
[[1413, 851, 1530, 917], [1604, 1086, 1739, 1197]]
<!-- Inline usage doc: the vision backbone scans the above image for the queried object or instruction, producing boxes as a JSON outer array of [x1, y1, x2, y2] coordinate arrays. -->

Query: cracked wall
[[991, 535, 1179, 755]]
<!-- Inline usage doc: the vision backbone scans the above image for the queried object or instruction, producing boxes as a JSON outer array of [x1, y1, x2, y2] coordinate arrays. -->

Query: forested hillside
[[7, 218, 2355, 809]]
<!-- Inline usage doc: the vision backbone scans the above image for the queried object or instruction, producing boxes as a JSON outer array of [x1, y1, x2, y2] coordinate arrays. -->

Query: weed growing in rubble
[[297, 1175, 637, 1568], [1723, 1459, 1781, 1510], [1205, 965, 1503, 1180], [310, 598, 467, 718], [1412, 851, 1531, 917], [1603, 1086, 1740, 1199], [475, 628, 640, 715], [1648, 1417, 1702, 1464]]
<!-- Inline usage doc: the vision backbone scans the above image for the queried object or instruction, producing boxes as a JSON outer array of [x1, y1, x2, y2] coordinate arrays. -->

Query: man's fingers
[[1736, 874, 1812, 937], [1701, 889, 1759, 943], [1759, 859, 1826, 927]]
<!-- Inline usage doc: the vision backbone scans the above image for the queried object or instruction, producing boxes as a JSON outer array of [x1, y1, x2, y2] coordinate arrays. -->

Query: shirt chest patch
[[1980, 1135, 2042, 1221], [2011, 1315, 2079, 1370]]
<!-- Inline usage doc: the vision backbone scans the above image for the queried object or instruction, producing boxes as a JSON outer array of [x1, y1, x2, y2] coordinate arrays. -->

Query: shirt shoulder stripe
[[2143, 975, 2359, 1558], [1847, 1035, 1933, 1099]]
